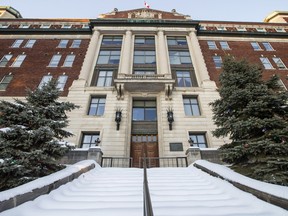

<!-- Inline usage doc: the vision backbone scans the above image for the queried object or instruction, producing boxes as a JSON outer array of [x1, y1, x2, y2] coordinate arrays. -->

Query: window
[[189, 133, 207, 148], [207, 41, 217, 49], [71, 39, 81, 48], [97, 50, 121, 64], [134, 70, 155, 75], [11, 55, 26, 67], [48, 54, 62, 67], [20, 24, 30, 29], [217, 26, 226, 31], [57, 75, 68, 91], [24, 39, 36, 48], [38, 75, 52, 89], [135, 36, 155, 45], [183, 96, 201, 116], [11, 39, 24, 48], [41, 24, 50, 29], [134, 51, 156, 64], [0, 24, 9, 28], [96, 70, 113, 86], [176, 71, 192, 87], [132, 100, 157, 121], [58, 40, 69, 48], [236, 27, 246, 32], [63, 54, 75, 67], [0, 54, 12, 67], [81, 133, 100, 148], [102, 36, 123, 45], [277, 79, 287, 90], [88, 97, 106, 116], [272, 57, 287, 69], [260, 57, 274, 69], [262, 42, 274, 51], [167, 36, 187, 46], [169, 51, 192, 65], [251, 42, 262, 51], [62, 24, 72, 29], [82, 24, 90, 29], [256, 28, 266, 32], [219, 41, 230, 50], [213, 56, 222, 68], [275, 28, 285, 33], [0, 74, 13, 90]]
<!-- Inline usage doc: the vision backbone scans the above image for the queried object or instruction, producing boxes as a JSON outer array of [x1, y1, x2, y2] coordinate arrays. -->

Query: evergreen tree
[[0, 80, 78, 190], [210, 57, 288, 185]]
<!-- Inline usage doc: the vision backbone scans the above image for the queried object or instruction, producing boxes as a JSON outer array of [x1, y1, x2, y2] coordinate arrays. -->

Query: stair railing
[[143, 156, 154, 216]]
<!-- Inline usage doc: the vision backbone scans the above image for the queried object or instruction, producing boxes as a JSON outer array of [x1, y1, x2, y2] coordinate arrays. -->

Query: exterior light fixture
[[115, 108, 122, 130], [167, 107, 174, 131], [95, 138, 101, 146], [188, 137, 194, 147]]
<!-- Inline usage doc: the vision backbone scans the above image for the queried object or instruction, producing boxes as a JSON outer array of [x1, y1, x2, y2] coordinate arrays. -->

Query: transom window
[[0, 54, 13, 67], [167, 36, 187, 46], [189, 133, 207, 148], [134, 51, 156, 64], [63, 54, 75, 67], [24, 39, 36, 48], [11, 55, 26, 67], [132, 100, 157, 121], [272, 57, 287, 69], [134, 70, 155, 75], [97, 50, 121, 64], [207, 41, 217, 49], [260, 57, 274, 69], [57, 75, 68, 91], [88, 97, 106, 116], [169, 51, 192, 65], [176, 71, 192, 87], [48, 54, 62, 67], [102, 36, 123, 45], [183, 96, 201, 116], [135, 36, 155, 45], [96, 70, 113, 86], [71, 39, 82, 48], [0, 74, 13, 90], [11, 39, 24, 48], [213, 56, 222, 68], [58, 40, 69, 48], [81, 133, 100, 148]]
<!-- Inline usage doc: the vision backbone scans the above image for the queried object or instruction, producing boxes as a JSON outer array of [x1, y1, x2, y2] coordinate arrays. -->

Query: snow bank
[[0, 160, 99, 202], [194, 160, 288, 200]]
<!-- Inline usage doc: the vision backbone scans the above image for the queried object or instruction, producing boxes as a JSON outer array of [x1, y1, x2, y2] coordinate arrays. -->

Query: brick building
[[0, 6, 287, 166]]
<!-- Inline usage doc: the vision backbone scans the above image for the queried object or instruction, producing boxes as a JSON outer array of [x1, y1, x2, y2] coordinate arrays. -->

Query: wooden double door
[[131, 134, 159, 168]]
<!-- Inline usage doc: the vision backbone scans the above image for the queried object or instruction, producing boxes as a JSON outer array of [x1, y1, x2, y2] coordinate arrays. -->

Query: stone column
[[78, 29, 101, 82], [157, 30, 170, 76], [186, 147, 201, 165], [88, 147, 103, 165], [119, 30, 133, 75], [188, 30, 216, 89]]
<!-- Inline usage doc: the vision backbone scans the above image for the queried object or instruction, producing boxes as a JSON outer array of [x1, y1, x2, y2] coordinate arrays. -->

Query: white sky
[[0, 0, 287, 22]]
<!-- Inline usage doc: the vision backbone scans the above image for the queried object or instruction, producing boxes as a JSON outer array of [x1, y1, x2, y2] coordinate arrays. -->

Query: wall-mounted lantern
[[167, 107, 174, 130], [115, 108, 122, 130]]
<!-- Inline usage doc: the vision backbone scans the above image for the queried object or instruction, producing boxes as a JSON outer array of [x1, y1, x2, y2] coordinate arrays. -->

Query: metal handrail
[[143, 156, 154, 216]]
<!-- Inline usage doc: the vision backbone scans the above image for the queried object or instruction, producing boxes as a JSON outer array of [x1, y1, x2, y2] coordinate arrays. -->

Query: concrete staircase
[[1, 166, 286, 216]]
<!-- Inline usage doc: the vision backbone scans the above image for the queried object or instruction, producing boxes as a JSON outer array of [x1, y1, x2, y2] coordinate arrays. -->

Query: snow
[[194, 160, 288, 200], [0, 160, 98, 202], [0, 164, 287, 216]]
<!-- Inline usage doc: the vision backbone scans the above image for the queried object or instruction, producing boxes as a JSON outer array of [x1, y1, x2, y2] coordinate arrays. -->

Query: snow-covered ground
[[1, 163, 287, 216]]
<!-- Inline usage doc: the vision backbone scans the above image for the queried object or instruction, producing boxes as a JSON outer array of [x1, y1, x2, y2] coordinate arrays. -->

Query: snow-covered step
[[147, 167, 286, 216], [1, 166, 286, 216]]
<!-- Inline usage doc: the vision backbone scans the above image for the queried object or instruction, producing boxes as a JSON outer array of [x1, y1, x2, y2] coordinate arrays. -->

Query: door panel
[[131, 135, 158, 167]]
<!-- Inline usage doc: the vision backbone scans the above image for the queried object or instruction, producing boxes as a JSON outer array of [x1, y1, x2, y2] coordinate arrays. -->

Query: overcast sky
[[1, 0, 287, 22]]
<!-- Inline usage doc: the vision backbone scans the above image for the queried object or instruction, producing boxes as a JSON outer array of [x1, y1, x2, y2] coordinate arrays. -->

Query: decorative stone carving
[[128, 9, 162, 19]]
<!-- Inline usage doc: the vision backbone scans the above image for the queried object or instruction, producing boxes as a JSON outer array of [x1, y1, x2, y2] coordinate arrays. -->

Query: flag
[[144, 1, 150, 9]]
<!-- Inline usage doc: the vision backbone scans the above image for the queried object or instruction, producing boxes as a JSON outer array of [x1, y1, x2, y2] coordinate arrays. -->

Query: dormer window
[[256, 28, 266, 32], [20, 24, 30, 29], [236, 27, 246, 32], [62, 24, 72, 29], [217, 27, 226, 31]]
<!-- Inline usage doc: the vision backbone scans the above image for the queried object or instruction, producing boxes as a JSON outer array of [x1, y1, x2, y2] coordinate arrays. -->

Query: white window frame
[[58, 40, 69, 48], [0, 54, 13, 67], [19, 24, 30, 29], [219, 41, 230, 50], [57, 75, 68, 91], [262, 42, 274, 51], [213, 56, 222, 68], [275, 28, 285, 33], [207, 41, 217, 50], [41, 24, 50, 29], [0, 24, 9, 28], [260, 57, 274, 69], [0, 74, 13, 90], [24, 39, 36, 48], [63, 54, 75, 67], [62, 24, 72, 29], [256, 28, 266, 32], [11, 39, 24, 48], [38, 75, 53, 89], [11, 55, 26, 67], [251, 42, 262, 51], [272, 57, 287, 70], [71, 39, 81, 48], [216, 26, 226, 31], [236, 27, 246, 32], [48, 54, 62, 67]]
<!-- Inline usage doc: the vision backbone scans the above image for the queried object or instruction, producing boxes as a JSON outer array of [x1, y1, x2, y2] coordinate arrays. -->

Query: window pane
[[0, 55, 12, 67], [133, 108, 144, 120], [49, 55, 61, 67], [25, 39, 36, 48], [58, 40, 69, 48], [11, 55, 26, 67], [71, 39, 81, 48], [145, 108, 157, 121], [12, 39, 24, 48], [63, 55, 75, 67]]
